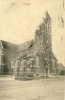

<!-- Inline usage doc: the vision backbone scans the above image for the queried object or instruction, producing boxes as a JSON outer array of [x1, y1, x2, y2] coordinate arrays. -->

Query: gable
[[1, 40, 17, 51]]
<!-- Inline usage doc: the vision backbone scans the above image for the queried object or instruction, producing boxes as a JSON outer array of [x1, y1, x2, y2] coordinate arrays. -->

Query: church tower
[[35, 11, 52, 55], [35, 11, 52, 74]]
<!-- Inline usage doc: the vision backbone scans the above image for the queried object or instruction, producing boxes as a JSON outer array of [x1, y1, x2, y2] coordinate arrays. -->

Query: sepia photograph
[[0, 0, 65, 100]]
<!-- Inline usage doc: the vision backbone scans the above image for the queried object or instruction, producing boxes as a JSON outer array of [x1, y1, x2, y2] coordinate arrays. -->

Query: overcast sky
[[0, 0, 65, 65]]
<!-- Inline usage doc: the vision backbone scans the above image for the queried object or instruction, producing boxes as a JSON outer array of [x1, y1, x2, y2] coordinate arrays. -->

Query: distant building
[[58, 63, 65, 75], [0, 11, 58, 76]]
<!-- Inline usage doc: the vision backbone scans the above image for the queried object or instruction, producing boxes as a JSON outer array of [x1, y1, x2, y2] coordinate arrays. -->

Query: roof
[[17, 40, 34, 51], [0, 39, 34, 51], [58, 63, 65, 70], [0, 40, 17, 51], [51, 52, 58, 61]]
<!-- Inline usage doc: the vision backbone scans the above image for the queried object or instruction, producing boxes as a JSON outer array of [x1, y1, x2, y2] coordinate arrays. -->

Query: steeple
[[45, 11, 51, 20], [44, 11, 51, 34]]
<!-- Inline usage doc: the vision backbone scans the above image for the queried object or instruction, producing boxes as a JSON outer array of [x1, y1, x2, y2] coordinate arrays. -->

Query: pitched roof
[[0, 40, 17, 51], [17, 40, 34, 51], [58, 63, 65, 70]]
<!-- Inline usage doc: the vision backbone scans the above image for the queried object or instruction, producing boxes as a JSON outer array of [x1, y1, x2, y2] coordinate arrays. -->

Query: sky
[[0, 0, 65, 65]]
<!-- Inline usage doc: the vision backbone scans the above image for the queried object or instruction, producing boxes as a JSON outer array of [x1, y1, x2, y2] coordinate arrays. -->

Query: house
[[58, 63, 65, 75]]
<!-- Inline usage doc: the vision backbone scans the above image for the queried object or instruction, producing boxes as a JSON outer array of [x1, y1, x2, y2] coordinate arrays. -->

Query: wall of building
[[0, 41, 4, 74]]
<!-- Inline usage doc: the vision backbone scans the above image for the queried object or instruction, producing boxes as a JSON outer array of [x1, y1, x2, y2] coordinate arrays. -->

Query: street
[[0, 76, 65, 100]]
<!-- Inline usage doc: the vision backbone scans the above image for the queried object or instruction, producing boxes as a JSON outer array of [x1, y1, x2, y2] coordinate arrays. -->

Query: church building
[[0, 11, 58, 76]]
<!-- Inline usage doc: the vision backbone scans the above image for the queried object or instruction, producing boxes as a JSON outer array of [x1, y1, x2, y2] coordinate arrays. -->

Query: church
[[0, 11, 58, 76]]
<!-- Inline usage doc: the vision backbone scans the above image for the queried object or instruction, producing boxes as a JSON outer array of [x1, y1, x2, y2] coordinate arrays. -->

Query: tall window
[[36, 56, 40, 68]]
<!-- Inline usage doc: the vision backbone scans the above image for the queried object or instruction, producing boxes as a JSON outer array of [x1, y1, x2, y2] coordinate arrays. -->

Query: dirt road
[[0, 76, 65, 100]]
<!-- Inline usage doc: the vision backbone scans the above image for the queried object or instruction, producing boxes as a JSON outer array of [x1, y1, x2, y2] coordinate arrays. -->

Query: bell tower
[[35, 11, 52, 74]]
